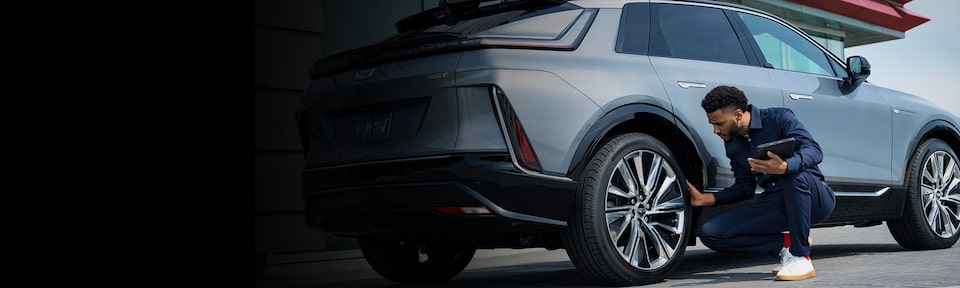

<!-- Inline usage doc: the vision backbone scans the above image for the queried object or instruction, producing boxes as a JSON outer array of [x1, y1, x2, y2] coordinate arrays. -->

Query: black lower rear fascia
[[302, 153, 579, 235]]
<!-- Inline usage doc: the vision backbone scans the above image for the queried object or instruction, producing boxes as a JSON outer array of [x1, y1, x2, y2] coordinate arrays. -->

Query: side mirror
[[841, 56, 871, 93]]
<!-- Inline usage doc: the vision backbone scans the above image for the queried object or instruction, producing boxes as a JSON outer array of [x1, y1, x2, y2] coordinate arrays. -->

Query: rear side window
[[650, 4, 749, 65], [617, 3, 651, 55]]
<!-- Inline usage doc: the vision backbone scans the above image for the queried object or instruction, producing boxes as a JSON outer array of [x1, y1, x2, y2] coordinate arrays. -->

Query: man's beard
[[720, 125, 741, 142]]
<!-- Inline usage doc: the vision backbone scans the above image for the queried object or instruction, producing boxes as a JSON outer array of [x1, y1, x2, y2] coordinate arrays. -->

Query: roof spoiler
[[395, 0, 568, 32]]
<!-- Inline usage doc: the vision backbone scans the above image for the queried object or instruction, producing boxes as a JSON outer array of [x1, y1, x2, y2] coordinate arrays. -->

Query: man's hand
[[685, 180, 715, 207], [747, 151, 788, 175]]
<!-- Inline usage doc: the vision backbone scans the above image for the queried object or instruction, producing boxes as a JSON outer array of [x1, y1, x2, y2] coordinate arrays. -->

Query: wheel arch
[[565, 104, 708, 240], [567, 104, 706, 187], [901, 119, 960, 187]]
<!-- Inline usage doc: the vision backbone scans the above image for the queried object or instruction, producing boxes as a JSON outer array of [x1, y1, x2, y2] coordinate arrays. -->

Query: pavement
[[256, 225, 960, 288]]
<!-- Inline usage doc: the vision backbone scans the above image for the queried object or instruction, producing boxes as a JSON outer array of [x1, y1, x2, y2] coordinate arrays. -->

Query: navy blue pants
[[699, 170, 836, 257]]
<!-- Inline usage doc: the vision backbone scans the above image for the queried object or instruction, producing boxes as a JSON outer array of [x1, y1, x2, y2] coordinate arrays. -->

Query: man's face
[[706, 108, 742, 142]]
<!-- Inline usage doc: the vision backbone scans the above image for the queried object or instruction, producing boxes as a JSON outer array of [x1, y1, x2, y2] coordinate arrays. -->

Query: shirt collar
[[748, 104, 763, 130]]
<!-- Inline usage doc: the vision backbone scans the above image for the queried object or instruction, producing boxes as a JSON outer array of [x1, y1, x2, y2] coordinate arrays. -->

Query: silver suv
[[296, 0, 960, 285]]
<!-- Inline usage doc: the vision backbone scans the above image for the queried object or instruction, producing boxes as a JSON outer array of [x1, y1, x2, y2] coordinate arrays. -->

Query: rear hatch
[[297, 0, 577, 168]]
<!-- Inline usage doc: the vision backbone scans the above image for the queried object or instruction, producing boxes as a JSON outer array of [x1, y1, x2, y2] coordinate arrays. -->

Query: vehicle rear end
[[296, 0, 588, 250]]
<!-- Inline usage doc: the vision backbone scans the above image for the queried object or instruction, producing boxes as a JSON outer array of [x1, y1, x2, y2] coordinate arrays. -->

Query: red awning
[[887, 2, 930, 32], [788, 0, 928, 32]]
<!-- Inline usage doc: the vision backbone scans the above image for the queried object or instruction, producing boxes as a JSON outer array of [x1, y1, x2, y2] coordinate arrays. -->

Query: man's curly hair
[[701, 85, 748, 113]]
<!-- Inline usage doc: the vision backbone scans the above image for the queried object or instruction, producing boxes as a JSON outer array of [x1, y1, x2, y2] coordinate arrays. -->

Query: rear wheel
[[887, 138, 960, 250], [563, 133, 691, 286], [358, 236, 476, 284]]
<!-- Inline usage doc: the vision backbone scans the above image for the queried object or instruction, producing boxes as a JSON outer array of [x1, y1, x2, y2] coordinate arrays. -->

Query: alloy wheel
[[920, 150, 960, 238], [604, 149, 687, 270]]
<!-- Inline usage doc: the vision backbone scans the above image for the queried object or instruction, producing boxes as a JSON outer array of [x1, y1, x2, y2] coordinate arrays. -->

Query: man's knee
[[698, 221, 724, 249]]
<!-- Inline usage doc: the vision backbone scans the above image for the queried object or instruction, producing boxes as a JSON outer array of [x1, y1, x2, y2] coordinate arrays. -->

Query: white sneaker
[[771, 247, 790, 275], [772, 236, 813, 275], [775, 254, 816, 281]]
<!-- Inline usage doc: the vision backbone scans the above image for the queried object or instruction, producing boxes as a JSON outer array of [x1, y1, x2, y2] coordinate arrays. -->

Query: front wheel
[[358, 236, 476, 284], [887, 138, 960, 250], [563, 133, 691, 286]]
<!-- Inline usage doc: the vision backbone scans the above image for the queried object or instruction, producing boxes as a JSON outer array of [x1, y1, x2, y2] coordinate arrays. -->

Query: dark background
[[254, 0, 442, 273]]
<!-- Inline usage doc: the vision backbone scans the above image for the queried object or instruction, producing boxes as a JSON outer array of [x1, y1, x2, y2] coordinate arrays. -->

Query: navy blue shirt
[[714, 105, 825, 205]]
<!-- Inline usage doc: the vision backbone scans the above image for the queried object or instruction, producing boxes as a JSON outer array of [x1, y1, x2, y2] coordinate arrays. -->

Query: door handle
[[678, 81, 706, 89], [789, 93, 814, 100]]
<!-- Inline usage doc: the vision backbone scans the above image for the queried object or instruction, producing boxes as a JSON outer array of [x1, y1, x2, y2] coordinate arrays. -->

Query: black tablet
[[754, 137, 796, 160]]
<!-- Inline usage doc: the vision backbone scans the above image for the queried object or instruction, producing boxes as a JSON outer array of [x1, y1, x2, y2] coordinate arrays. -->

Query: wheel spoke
[[921, 183, 937, 195], [944, 194, 960, 206], [616, 161, 639, 197], [650, 196, 685, 214], [944, 196, 960, 229], [652, 170, 676, 207], [641, 220, 673, 266], [942, 157, 956, 188], [948, 177, 960, 195], [644, 154, 663, 197], [610, 212, 633, 247], [607, 185, 634, 200], [628, 216, 644, 266], [650, 218, 682, 235], [934, 153, 945, 184], [630, 153, 645, 195], [606, 205, 632, 213], [922, 191, 936, 209], [923, 165, 938, 188], [939, 204, 955, 236], [926, 201, 941, 228]]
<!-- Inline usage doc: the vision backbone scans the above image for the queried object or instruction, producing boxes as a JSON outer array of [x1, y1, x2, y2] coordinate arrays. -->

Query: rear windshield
[[388, 3, 581, 42]]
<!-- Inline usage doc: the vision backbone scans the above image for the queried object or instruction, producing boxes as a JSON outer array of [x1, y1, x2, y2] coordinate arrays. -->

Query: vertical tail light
[[493, 88, 543, 172]]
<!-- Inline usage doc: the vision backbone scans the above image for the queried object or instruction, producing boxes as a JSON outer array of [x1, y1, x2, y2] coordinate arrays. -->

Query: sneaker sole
[[775, 270, 815, 281]]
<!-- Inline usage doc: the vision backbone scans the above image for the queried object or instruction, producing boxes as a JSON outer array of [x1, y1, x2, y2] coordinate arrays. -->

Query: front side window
[[649, 4, 749, 65], [738, 12, 835, 76]]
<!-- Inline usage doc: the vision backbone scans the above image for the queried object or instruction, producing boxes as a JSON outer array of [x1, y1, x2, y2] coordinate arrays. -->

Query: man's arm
[[687, 154, 757, 206], [691, 155, 757, 206]]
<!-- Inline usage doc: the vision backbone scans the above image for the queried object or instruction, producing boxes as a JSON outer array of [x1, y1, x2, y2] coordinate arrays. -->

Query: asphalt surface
[[256, 224, 960, 288]]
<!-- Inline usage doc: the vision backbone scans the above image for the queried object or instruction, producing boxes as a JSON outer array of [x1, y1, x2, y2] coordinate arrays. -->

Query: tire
[[562, 133, 691, 286], [887, 138, 960, 250], [358, 236, 476, 284]]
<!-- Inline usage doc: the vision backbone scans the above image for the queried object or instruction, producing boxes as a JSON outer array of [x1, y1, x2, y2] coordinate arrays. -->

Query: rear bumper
[[302, 153, 578, 238]]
